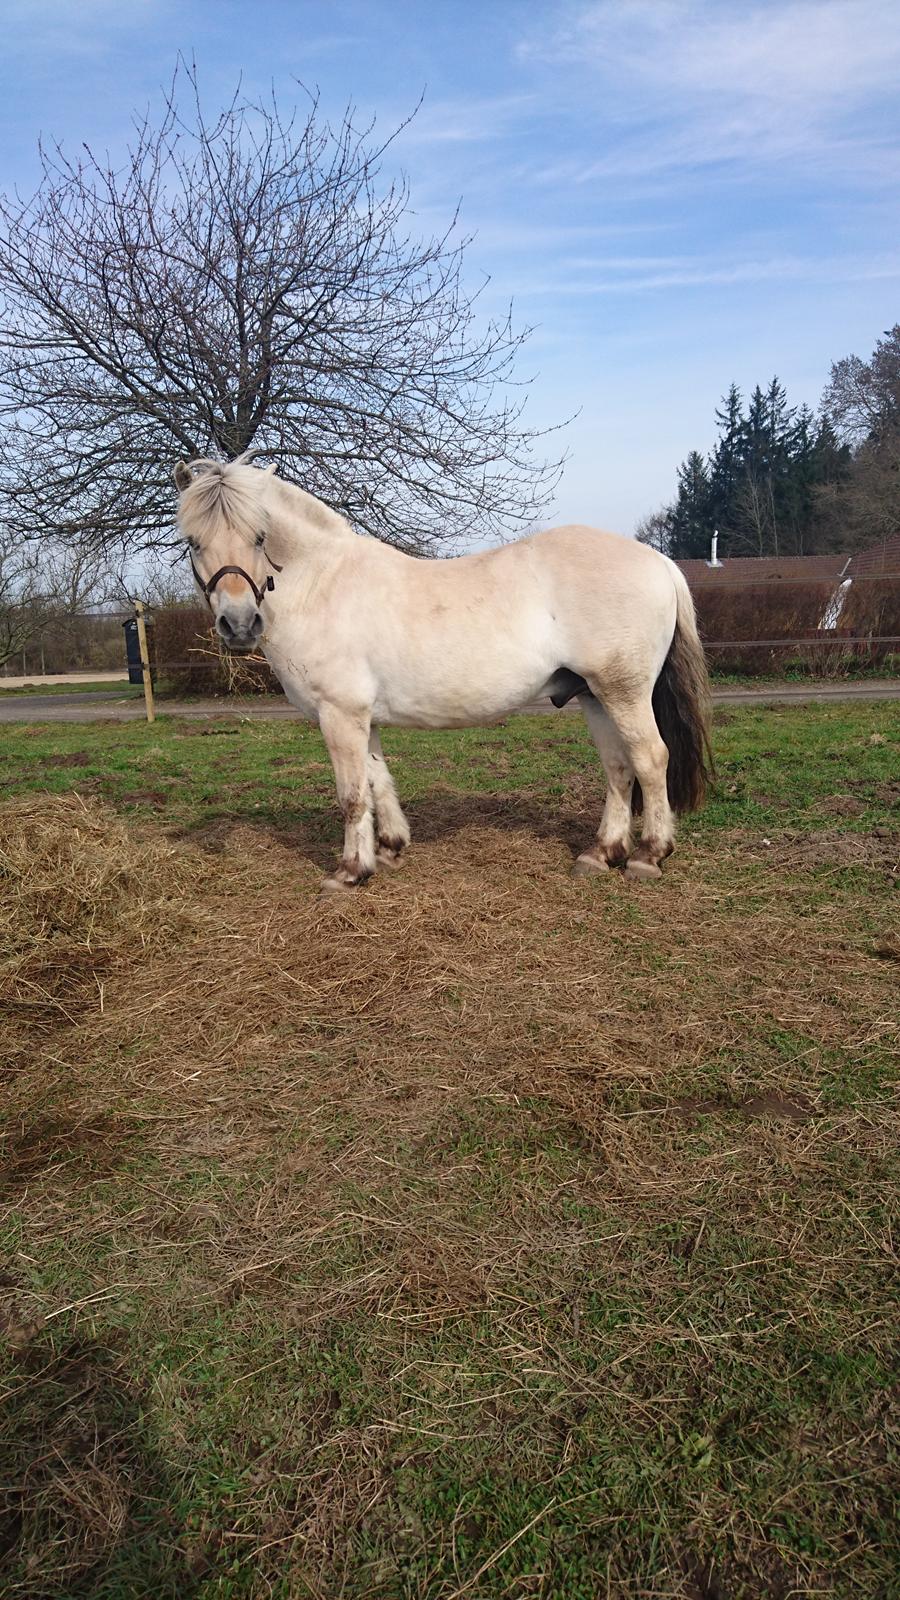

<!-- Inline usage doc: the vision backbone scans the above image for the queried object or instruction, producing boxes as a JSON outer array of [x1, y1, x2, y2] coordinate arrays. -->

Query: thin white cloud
[[545, 0, 900, 103], [519, 0, 900, 185], [507, 251, 900, 298], [5, 0, 163, 57], [400, 93, 538, 146]]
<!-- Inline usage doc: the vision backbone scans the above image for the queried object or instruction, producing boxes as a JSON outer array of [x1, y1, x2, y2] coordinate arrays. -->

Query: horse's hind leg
[[595, 687, 675, 880], [574, 693, 635, 874], [319, 703, 377, 889], [368, 727, 411, 868]]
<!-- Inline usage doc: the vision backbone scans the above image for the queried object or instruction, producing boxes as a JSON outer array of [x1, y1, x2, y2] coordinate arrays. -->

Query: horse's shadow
[[404, 788, 593, 858], [177, 786, 597, 873]]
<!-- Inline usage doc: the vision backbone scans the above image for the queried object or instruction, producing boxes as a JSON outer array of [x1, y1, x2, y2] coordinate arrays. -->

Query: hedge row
[[151, 605, 281, 695], [693, 574, 900, 676], [151, 574, 899, 694]]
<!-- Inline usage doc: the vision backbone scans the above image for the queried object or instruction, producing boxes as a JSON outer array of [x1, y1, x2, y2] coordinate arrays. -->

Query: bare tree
[[822, 326, 900, 448], [635, 506, 673, 554], [0, 528, 104, 671], [732, 468, 779, 557], [0, 65, 563, 556], [819, 326, 900, 547]]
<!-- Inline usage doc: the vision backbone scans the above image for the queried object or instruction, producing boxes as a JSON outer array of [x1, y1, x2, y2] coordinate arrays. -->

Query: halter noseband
[[189, 542, 283, 610]]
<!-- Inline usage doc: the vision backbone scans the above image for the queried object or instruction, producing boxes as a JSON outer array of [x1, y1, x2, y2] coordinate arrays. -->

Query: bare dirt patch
[[818, 793, 866, 817], [38, 752, 92, 768], [667, 1092, 813, 1124], [117, 788, 171, 807], [727, 824, 899, 876]]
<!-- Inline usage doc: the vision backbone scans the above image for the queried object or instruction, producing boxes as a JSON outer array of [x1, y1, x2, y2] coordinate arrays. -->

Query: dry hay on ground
[[2, 790, 897, 1254], [0, 794, 209, 1060], [3, 791, 896, 1332], [1, 793, 898, 1597]]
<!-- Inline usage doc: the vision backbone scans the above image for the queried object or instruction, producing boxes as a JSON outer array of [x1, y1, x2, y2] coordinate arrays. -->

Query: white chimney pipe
[[708, 529, 722, 567]]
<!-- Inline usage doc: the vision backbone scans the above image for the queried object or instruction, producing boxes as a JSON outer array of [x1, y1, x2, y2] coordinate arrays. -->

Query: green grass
[[1, 699, 897, 833], [0, 677, 138, 695], [707, 655, 899, 684], [1, 701, 898, 1598]]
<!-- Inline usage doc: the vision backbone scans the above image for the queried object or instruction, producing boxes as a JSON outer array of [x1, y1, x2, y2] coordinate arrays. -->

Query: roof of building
[[845, 530, 900, 577], [676, 554, 848, 586]]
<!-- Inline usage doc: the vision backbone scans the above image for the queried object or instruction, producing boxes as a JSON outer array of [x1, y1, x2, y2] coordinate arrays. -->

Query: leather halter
[[189, 542, 283, 609]]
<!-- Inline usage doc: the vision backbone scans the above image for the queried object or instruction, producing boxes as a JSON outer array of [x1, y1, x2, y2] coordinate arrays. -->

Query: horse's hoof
[[624, 858, 663, 882], [573, 852, 610, 876], [376, 846, 405, 871], [322, 872, 359, 892]]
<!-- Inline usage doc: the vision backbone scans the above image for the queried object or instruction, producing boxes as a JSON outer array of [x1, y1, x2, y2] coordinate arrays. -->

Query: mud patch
[[846, 778, 900, 809], [681, 1555, 727, 1600], [818, 794, 866, 818], [667, 1092, 812, 1124], [39, 752, 91, 769], [733, 827, 898, 875], [742, 1091, 812, 1122], [118, 789, 170, 807]]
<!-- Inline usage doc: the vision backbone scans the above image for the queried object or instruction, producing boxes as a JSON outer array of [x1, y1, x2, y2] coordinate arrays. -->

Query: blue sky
[[2, 0, 898, 536]]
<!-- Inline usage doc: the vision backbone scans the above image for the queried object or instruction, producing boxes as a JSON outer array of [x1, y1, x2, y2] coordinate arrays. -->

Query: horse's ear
[[173, 461, 193, 491], [265, 462, 277, 476]]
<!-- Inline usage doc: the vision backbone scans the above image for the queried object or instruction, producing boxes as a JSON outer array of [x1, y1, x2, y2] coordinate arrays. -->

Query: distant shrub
[[691, 575, 900, 677], [838, 573, 900, 643]]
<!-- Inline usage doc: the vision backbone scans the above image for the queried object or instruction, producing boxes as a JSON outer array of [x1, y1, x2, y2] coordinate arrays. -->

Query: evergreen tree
[[732, 381, 796, 555], [638, 369, 861, 560], [708, 384, 743, 550], [668, 451, 713, 559], [782, 404, 818, 554]]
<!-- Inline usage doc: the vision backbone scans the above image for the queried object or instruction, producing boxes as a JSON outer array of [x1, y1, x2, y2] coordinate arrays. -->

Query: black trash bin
[[122, 617, 154, 686]]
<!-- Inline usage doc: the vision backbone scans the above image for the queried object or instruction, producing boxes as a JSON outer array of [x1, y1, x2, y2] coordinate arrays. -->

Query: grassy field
[[0, 680, 139, 697], [1, 702, 898, 1599]]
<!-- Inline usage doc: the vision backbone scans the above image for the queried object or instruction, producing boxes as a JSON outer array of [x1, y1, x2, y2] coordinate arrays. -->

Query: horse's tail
[[633, 565, 714, 817]]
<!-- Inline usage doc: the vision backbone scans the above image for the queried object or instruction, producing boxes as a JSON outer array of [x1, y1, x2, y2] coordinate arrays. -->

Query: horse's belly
[[373, 676, 540, 728]]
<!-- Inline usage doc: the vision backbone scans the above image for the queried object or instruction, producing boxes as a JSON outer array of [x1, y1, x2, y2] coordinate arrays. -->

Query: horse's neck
[[269, 481, 356, 567]]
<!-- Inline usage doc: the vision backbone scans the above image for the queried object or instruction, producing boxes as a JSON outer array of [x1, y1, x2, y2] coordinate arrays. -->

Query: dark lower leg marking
[[573, 838, 628, 875], [323, 855, 374, 890], [624, 835, 674, 881], [377, 832, 408, 855], [630, 837, 674, 865]]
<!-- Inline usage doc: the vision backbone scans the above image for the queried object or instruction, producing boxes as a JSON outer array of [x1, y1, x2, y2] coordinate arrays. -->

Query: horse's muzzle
[[216, 607, 264, 652]]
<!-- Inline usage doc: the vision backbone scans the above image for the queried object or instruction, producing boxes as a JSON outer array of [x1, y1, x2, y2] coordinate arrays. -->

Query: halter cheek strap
[[190, 544, 283, 610]]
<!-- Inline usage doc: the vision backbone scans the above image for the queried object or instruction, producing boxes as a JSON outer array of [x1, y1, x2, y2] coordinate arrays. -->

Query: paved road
[[0, 670, 129, 689], [0, 680, 897, 724]]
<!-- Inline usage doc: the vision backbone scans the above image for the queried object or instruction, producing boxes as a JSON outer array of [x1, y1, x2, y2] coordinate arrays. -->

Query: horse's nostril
[[216, 609, 263, 648]]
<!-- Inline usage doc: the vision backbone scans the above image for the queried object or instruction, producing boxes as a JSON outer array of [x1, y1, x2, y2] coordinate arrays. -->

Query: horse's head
[[173, 455, 281, 652]]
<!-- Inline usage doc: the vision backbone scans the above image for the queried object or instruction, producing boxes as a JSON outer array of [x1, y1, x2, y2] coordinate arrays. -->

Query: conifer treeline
[[640, 328, 900, 560], [640, 379, 851, 559]]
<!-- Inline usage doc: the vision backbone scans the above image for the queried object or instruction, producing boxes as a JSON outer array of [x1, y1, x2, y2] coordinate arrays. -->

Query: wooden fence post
[[134, 601, 155, 724]]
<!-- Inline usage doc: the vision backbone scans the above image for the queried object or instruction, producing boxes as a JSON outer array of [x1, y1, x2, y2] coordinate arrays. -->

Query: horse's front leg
[[368, 727, 411, 868], [319, 703, 377, 890]]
